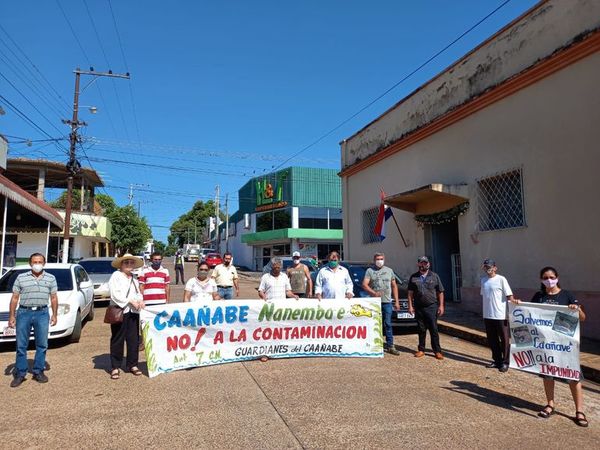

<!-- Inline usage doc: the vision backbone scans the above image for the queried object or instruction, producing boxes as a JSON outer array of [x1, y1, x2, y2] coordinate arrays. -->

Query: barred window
[[477, 169, 525, 231], [362, 206, 380, 244]]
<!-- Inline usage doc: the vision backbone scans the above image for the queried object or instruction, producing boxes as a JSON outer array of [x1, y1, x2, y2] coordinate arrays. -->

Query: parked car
[[78, 257, 117, 301], [338, 262, 417, 331], [204, 253, 223, 268], [0, 263, 95, 343], [200, 248, 216, 259], [185, 248, 201, 262]]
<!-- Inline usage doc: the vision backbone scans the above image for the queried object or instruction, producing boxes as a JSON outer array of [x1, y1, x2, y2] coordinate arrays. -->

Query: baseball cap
[[292, 251, 301, 258], [417, 256, 429, 263], [483, 258, 496, 266]]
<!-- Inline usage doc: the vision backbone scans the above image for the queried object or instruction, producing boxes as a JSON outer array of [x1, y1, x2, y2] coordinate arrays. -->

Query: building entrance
[[425, 218, 460, 302]]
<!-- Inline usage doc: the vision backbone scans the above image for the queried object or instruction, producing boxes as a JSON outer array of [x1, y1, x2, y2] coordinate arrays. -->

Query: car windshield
[[206, 254, 219, 258], [0, 268, 73, 293], [345, 265, 367, 283], [79, 260, 116, 274], [189, 249, 200, 254]]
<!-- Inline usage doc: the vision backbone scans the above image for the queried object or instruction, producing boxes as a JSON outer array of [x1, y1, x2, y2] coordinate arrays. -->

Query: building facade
[[223, 167, 343, 270], [339, 0, 600, 339]]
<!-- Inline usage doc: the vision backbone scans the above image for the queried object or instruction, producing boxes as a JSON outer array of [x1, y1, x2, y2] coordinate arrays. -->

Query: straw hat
[[111, 253, 144, 269]]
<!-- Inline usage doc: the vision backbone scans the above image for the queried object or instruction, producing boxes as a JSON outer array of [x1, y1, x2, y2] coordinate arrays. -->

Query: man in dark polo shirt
[[8, 253, 58, 387], [407, 256, 445, 360]]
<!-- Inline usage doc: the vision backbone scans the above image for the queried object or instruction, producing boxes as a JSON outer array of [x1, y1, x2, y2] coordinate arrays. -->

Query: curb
[[438, 320, 600, 384]]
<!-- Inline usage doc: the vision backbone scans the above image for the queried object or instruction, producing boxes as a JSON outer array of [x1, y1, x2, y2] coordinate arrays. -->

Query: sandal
[[574, 411, 589, 427], [538, 405, 555, 418], [129, 367, 143, 376], [110, 369, 120, 380]]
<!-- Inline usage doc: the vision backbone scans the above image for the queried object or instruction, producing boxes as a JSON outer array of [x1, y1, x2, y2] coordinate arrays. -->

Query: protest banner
[[140, 298, 384, 377], [508, 302, 581, 380]]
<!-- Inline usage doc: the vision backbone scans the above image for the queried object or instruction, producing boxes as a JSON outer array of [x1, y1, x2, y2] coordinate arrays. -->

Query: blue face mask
[[151, 261, 161, 269], [328, 260, 339, 269]]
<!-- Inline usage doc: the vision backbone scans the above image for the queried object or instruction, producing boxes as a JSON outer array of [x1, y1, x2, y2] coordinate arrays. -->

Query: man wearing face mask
[[362, 252, 400, 355], [480, 258, 515, 372], [258, 258, 297, 301], [184, 261, 220, 302], [211, 251, 239, 299], [8, 253, 58, 387], [286, 251, 313, 298], [139, 252, 170, 306], [408, 256, 445, 359], [315, 251, 353, 300]]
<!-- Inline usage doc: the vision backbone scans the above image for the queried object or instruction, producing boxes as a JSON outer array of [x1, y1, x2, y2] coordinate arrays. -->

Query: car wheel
[[87, 301, 95, 321], [70, 310, 82, 343]]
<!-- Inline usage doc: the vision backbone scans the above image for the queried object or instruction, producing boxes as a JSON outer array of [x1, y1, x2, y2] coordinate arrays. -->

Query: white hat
[[112, 253, 144, 269], [292, 251, 301, 257]]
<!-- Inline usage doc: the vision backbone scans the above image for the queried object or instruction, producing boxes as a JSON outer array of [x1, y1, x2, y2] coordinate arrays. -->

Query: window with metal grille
[[362, 206, 380, 244], [477, 169, 525, 231]]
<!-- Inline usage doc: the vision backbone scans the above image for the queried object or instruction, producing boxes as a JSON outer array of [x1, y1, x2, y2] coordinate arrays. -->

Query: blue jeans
[[15, 307, 49, 377], [218, 286, 234, 300], [381, 302, 394, 348]]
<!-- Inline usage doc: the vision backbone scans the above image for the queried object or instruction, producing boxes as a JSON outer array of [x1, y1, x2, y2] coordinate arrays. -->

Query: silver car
[[78, 257, 117, 301]]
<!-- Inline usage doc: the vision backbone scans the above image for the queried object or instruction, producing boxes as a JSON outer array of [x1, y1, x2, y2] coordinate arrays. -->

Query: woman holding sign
[[184, 262, 221, 302], [515, 266, 588, 427]]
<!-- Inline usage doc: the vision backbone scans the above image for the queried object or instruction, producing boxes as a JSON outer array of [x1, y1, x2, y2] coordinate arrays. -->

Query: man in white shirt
[[314, 251, 353, 300], [480, 258, 515, 373], [258, 258, 297, 301], [211, 252, 239, 299]]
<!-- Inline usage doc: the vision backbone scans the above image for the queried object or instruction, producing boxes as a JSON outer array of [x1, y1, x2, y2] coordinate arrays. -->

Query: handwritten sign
[[140, 298, 384, 377], [508, 302, 581, 380]]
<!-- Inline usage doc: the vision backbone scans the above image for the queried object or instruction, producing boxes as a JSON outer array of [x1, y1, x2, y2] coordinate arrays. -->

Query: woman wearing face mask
[[184, 262, 221, 303], [513, 266, 588, 427], [108, 254, 145, 380]]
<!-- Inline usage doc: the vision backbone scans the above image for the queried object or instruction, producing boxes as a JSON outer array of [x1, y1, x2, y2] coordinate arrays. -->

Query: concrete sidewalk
[[439, 303, 600, 383]]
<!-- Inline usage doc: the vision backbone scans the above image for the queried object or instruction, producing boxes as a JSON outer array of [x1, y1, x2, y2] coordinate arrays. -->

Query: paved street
[[1, 262, 599, 449]]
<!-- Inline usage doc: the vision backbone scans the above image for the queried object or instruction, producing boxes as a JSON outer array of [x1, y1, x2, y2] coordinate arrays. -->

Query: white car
[[0, 263, 95, 344], [78, 257, 116, 302]]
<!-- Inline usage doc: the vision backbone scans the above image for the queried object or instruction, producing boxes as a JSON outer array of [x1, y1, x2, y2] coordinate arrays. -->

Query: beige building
[[340, 0, 600, 339]]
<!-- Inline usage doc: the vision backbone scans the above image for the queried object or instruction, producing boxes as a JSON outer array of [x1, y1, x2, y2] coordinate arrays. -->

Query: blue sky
[[1, 0, 538, 242]]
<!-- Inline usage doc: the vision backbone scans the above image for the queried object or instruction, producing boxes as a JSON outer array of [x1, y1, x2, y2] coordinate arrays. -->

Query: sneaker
[[10, 376, 25, 388], [32, 372, 49, 383], [498, 364, 509, 373], [435, 352, 444, 360], [414, 351, 425, 358], [386, 347, 400, 356]]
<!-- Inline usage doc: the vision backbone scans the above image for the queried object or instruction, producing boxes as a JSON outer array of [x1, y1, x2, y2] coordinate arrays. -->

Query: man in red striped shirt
[[139, 252, 170, 305]]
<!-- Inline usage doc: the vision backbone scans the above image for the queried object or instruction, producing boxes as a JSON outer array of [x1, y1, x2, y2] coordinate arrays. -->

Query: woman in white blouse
[[108, 254, 145, 379], [184, 261, 221, 303]]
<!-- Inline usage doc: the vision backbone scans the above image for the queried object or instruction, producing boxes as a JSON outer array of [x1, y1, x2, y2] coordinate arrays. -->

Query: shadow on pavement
[[443, 380, 539, 417], [4, 360, 51, 376], [441, 349, 490, 367], [92, 354, 150, 377]]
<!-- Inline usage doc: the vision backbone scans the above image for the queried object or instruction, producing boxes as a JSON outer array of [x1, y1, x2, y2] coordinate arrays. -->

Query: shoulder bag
[[104, 277, 137, 324]]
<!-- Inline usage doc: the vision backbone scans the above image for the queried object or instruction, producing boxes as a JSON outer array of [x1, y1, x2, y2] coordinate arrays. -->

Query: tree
[[107, 205, 152, 255], [49, 189, 88, 209], [96, 193, 117, 214], [154, 240, 167, 255], [168, 200, 223, 248]]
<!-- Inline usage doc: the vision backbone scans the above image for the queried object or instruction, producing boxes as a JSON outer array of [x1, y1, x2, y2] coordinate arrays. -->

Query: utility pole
[[215, 185, 220, 252], [62, 68, 129, 263], [225, 193, 229, 252], [128, 183, 148, 206]]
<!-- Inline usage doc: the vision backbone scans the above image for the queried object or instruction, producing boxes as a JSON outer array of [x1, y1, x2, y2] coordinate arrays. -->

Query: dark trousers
[[415, 303, 441, 353], [484, 318, 510, 365], [175, 265, 185, 284], [110, 312, 139, 371]]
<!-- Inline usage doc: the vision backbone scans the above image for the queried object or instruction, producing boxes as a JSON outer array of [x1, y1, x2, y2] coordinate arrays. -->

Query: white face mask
[[31, 264, 44, 273], [542, 278, 559, 289], [375, 260, 384, 268]]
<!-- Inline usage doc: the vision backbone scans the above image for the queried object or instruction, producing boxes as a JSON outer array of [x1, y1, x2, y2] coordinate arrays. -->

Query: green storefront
[[229, 167, 343, 270]]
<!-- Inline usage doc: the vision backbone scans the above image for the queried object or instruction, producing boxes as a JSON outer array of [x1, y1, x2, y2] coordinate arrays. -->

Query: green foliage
[[168, 200, 221, 247], [95, 193, 117, 214], [153, 240, 167, 255], [49, 189, 88, 209], [106, 205, 152, 255]]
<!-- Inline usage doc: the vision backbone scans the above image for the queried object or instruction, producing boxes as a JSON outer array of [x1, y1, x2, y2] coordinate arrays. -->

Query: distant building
[[339, 0, 600, 339], [221, 167, 343, 270]]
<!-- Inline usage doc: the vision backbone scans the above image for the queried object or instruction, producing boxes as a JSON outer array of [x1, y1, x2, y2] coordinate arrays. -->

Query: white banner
[[140, 298, 384, 378], [508, 302, 581, 380]]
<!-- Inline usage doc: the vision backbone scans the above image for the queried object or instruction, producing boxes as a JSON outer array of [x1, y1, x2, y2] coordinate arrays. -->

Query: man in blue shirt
[[8, 253, 58, 387]]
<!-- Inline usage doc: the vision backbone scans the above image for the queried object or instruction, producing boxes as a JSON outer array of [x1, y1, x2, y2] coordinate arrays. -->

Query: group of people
[[7, 250, 588, 427]]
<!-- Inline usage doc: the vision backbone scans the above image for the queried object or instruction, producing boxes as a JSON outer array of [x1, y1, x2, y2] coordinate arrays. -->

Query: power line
[[83, 0, 130, 140], [272, 0, 514, 170], [55, 0, 120, 138]]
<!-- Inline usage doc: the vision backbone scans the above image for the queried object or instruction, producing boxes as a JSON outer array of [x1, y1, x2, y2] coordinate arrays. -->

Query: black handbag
[[104, 277, 137, 324]]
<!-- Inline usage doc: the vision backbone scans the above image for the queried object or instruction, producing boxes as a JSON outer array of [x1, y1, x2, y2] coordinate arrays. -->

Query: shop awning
[[384, 184, 468, 215], [0, 173, 64, 229]]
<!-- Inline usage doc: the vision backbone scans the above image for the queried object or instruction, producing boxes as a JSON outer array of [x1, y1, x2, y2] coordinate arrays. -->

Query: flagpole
[[390, 210, 409, 247]]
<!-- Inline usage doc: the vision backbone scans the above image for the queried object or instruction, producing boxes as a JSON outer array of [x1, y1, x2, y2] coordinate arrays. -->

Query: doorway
[[424, 218, 460, 302]]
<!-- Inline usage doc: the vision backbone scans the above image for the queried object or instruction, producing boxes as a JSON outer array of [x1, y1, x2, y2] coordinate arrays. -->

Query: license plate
[[397, 312, 414, 319], [2, 326, 16, 337]]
